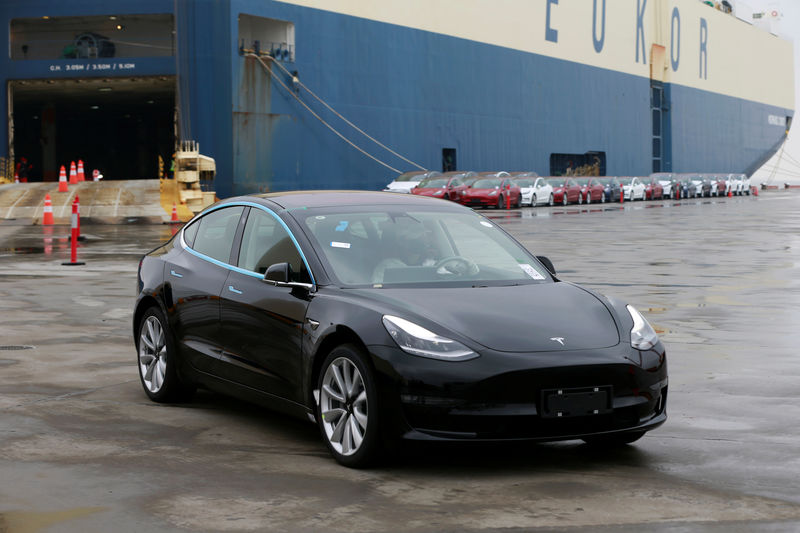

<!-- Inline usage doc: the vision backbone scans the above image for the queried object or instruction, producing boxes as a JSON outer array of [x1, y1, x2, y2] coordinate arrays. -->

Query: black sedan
[[134, 191, 667, 467]]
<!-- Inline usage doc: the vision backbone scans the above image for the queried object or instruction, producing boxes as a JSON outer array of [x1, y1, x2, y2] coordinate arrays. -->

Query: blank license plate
[[541, 386, 612, 418]]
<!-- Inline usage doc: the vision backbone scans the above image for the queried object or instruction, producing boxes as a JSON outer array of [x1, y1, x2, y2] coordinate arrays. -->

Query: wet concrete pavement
[[0, 192, 799, 532]]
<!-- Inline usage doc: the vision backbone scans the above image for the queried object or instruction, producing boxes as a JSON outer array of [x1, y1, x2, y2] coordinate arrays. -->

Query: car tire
[[531, 194, 537, 207], [601, 192, 606, 203], [137, 306, 195, 403], [577, 193, 583, 205], [497, 196, 504, 209], [586, 192, 592, 204], [514, 195, 521, 209], [317, 344, 381, 468], [443, 194, 449, 201], [549, 194, 554, 206], [582, 430, 646, 447], [562, 194, 568, 206]]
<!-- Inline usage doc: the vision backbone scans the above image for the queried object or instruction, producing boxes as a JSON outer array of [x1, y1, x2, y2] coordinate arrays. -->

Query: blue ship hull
[[1, 0, 793, 197]]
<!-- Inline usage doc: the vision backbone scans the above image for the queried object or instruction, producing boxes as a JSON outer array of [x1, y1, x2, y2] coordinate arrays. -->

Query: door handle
[[228, 285, 243, 295], [170, 270, 183, 278]]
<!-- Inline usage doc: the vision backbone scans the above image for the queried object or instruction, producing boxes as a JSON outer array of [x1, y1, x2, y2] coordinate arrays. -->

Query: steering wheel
[[434, 256, 479, 277]]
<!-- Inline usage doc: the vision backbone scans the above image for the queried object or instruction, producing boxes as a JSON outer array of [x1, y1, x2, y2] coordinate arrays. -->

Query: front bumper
[[368, 343, 668, 442], [462, 195, 498, 207]]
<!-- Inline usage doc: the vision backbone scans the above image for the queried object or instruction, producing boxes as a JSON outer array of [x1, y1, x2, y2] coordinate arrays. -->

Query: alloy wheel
[[139, 315, 167, 394], [320, 357, 369, 456]]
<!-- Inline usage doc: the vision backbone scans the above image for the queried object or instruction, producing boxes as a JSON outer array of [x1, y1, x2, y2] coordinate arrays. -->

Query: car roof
[[226, 190, 465, 210]]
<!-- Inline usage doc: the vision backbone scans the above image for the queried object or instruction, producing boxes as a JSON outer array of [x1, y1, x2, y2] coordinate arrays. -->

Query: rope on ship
[[245, 53, 426, 175]]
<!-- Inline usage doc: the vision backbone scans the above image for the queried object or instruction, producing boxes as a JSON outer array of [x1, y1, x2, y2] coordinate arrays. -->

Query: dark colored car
[[461, 177, 522, 209], [573, 177, 607, 204], [546, 177, 583, 205], [642, 177, 664, 200], [411, 174, 470, 202], [676, 177, 698, 198], [596, 177, 623, 202], [134, 191, 667, 467]]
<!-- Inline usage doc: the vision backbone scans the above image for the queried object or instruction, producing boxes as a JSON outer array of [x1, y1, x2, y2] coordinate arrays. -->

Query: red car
[[460, 176, 522, 209], [411, 173, 472, 202], [642, 177, 664, 200], [546, 177, 583, 205], [573, 177, 606, 204]]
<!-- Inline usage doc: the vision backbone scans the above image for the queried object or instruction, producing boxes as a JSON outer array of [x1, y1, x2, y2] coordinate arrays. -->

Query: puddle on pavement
[[0, 248, 45, 255], [0, 507, 105, 533]]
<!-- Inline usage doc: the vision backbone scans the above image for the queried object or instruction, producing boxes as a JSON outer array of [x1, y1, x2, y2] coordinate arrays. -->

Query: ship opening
[[10, 77, 175, 181]]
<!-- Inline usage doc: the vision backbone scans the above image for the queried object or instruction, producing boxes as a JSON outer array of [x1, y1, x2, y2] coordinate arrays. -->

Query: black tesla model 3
[[134, 191, 667, 467]]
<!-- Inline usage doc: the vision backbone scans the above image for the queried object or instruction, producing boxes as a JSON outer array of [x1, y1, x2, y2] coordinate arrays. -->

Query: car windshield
[[514, 178, 534, 187], [595, 178, 612, 185], [472, 179, 501, 189], [546, 179, 565, 187], [418, 178, 448, 188], [297, 207, 550, 288], [395, 172, 424, 182], [618, 178, 633, 185]]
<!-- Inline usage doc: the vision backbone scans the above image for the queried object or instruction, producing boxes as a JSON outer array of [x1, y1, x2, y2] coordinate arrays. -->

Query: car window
[[190, 206, 244, 263], [237, 208, 310, 283], [299, 208, 549, 287], [182, 219, 200, 247]]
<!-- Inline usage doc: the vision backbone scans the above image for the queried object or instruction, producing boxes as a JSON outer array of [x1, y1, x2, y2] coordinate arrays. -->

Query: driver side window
[[237, 208, 310, 283]]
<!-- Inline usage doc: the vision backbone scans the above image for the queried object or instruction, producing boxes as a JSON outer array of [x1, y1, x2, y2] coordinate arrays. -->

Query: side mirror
[[536, 256, 556, 276], [264, 262, 290, 284]]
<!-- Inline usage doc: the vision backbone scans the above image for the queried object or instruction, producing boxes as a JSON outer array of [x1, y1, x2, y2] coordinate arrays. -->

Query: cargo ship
[[1, 0, 794, 198]]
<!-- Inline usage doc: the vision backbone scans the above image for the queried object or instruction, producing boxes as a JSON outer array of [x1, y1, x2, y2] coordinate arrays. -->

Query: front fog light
[[627, 305, 659, 350], [382, 315, 478, 361]]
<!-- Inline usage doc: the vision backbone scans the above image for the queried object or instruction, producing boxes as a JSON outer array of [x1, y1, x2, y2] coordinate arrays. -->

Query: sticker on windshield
[[480, 221, 493, 228], [519, 264, 545, 280], [335, 221, 349, 231], [330, 241, 351, 249]]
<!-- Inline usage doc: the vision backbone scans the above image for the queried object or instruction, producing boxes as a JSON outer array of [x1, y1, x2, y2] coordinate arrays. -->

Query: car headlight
[[627, 305, 659, 351], [382, 315, 478, 361]]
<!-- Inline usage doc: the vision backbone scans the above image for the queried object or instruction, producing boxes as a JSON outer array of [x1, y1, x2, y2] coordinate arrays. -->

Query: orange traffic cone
[[58, 165, 68, 192], [69, 161, 78, 184], [753, 186, 758, 196], [170, 203, 179, 223], [14, 171, 19, 183], [727, 187, 732, 198], [77, 160, 85, 182], [42, 194, 54, 225]]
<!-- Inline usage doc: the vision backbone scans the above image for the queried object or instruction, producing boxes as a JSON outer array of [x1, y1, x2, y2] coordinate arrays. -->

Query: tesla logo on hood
[[550, 337, 565, 346]]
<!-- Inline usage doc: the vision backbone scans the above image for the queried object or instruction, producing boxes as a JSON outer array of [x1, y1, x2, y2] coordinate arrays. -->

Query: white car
[[514, 176, 554, 206], [652, 172, 675, 198], [383, 170, 441, 193], [724, 173, 743, 196], [738, 173, 751, 195], [620, 176, 646, 201]]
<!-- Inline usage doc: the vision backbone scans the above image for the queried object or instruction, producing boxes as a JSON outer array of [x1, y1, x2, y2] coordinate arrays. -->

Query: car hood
[[384, 181, 418, 192], [352, 282, 620, 352]]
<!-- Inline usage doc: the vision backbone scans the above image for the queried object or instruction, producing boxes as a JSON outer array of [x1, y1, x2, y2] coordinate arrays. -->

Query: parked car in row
[[595, 177, 623, 202], [547, 177, 583, 205], [384, 170, 442, 193], [574, 177, 607, 204], [642, 177, 664, 200], [676, 176, 699, 198], [651, 173, 676, 199], [410, 172, 473, 201], [513, 174, 554, 206], [619, 177, 646, 201], [460, 176, 522, 209]]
